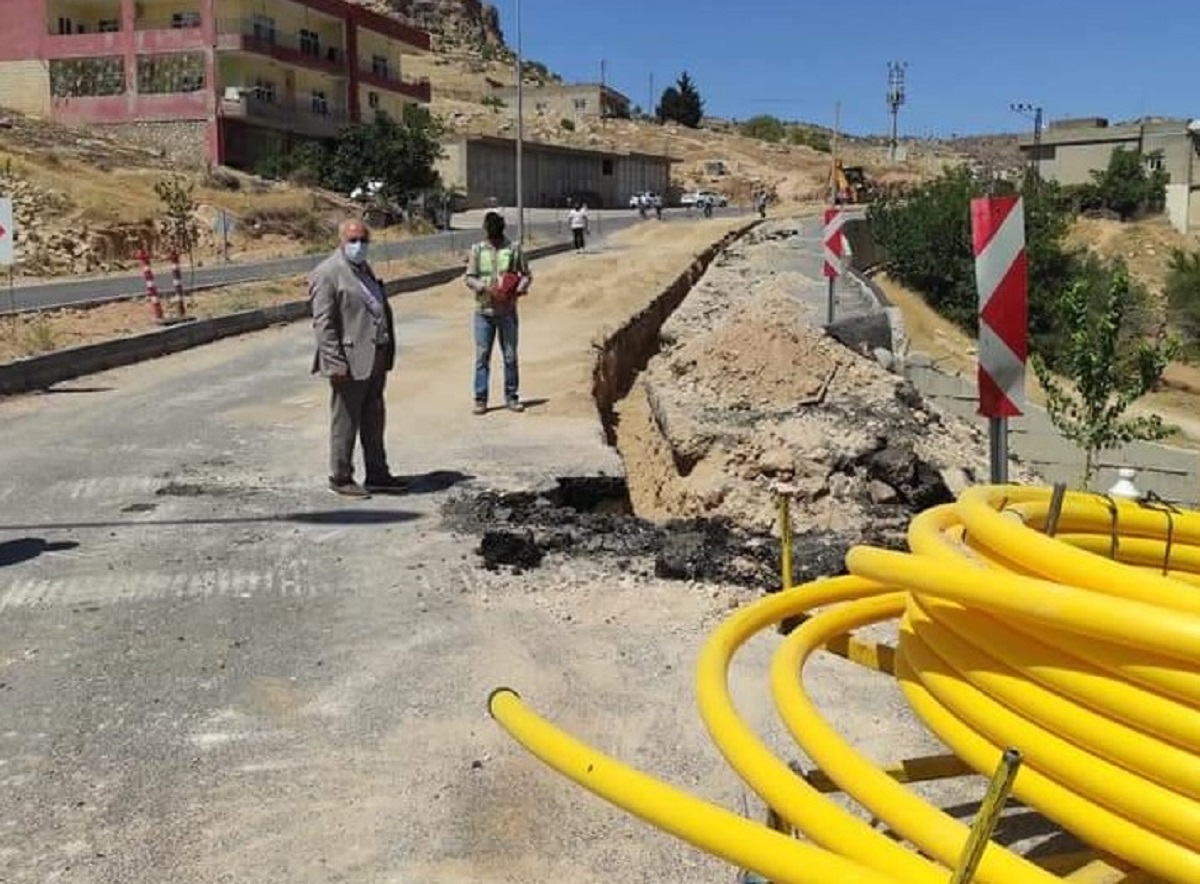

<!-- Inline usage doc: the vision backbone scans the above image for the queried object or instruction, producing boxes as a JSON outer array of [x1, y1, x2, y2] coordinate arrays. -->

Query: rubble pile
[[618, 223, 1037, 539]]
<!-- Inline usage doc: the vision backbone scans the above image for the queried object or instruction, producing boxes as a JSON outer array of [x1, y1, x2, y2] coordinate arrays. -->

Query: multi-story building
[[0, 0, 432, 168], [1018, 116, 1200, 234]]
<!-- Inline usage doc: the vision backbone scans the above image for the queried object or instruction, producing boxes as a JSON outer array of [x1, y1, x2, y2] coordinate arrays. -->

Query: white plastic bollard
[[1107, 467, 1142, 501]]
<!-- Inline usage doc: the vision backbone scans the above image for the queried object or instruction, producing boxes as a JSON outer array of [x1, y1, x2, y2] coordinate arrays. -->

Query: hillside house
[[489, 82, 631, 124], [1018, 117, 1200, 233]]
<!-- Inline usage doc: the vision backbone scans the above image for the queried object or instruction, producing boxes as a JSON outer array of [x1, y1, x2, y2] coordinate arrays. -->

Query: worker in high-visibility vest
[[464, 211, 532, 415]]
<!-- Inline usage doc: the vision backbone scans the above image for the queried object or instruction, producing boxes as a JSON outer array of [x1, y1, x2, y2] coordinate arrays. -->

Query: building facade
[[437, 136, 674, 209], [1018, 117, 1200, 233], [489, 82, 631, 124], [0, 0, 432, 168]]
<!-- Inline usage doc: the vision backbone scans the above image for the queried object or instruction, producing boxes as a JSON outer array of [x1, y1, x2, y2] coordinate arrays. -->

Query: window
[[49, 56, 125, 97], [253, 77, 275, 103], [170, 11, 200, 28], [371, 54, 389, 78], [311, 89, 328, 115], [56, 17, 72, 34], [137, 52, 206, 93], [367, 90, 380, 109], [251, 14, 276, 44], [602, 159, 614, 176], [573, 98, 587, 111], [535, 101, 547, 112], [299, 28, 320, 57], [98, 18, 119, 32], [1145, 154, 1164, 173]]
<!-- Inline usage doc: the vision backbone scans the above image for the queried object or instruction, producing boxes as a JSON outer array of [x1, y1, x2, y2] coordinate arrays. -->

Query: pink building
[[0, 0, 432, 168]]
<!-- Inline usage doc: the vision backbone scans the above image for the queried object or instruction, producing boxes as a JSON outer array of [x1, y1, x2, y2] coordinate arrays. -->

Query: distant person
[[701, 194, 715, 218], [309, 218, 406, 499], [567, 201, 589, 253], [755, 191, 769, 218], [464, 211, 532, 415], [653, 193, 663, 220]]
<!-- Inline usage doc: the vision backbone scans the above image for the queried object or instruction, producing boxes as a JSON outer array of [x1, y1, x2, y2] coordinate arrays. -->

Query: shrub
[[559, 118, 575, 131]]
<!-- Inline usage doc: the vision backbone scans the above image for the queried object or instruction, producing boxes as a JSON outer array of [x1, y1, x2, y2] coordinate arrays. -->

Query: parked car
[[681, 190, 727, 208]]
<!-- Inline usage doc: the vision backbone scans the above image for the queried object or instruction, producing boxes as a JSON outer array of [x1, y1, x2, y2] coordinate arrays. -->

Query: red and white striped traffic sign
[[971, 196, 1028, 417], [823, 207, 844, 278]]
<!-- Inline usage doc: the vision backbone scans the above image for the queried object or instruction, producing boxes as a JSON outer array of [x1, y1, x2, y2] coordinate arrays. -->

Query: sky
[[491, 0, 1198, 137]]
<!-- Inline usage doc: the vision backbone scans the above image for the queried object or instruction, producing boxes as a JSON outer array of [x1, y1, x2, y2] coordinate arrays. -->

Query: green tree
[[741, 114, 786, 143], [1087, 147, 1168, 220], [1166, 248, 1200, 359], [1032, 264, 1177, 486], [868, 168, 1083, 369], [657, 71, 704, 128], [325, 106, 444, 205], [153, 173, 199, 270]]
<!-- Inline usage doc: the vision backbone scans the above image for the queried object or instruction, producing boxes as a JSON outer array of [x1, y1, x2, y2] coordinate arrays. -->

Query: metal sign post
[[971, 196, 1028, 485], [822, 207, 844, 325], [0, 198, 14, 315]]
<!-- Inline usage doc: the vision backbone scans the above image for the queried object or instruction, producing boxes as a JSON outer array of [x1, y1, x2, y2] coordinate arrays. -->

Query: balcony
[[220, 92, 348, 139], [357, 65, 431, 103], [217, 19, 346, 76]]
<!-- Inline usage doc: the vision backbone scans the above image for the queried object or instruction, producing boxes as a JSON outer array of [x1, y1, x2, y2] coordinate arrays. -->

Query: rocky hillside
[[353, 0, 505, 51]]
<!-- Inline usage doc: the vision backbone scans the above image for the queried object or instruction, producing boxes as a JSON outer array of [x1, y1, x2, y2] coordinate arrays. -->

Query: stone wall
[[95, 120, 209, 167]]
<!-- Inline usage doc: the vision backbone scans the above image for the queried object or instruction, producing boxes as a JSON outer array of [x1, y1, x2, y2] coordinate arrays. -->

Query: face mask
[[343, 240, 368, 264]]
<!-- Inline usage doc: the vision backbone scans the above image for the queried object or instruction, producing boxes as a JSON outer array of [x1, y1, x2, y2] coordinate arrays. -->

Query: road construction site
[[0, 215, 1192, 883]]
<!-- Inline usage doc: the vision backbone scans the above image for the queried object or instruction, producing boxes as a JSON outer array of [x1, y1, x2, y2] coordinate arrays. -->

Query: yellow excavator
[[830, 160, 873, 204]]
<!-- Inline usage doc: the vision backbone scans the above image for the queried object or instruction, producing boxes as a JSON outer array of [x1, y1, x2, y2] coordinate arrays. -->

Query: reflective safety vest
[[475, 242, 521, 278]]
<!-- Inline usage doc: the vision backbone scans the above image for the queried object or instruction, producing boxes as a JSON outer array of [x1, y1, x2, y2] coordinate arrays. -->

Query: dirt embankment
[[610, 223, 1036, 560]]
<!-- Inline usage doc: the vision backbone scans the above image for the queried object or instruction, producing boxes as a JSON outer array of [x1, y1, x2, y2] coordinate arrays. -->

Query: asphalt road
[[3, 207, 743, 314], [0, 222, 763, 883]]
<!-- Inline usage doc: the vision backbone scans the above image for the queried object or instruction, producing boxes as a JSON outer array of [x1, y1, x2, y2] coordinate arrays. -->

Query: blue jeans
[[474, 310, 519, 403]]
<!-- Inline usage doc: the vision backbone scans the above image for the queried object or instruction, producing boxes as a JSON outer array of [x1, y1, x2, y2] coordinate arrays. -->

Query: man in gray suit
[[310, 218, 406, 498]]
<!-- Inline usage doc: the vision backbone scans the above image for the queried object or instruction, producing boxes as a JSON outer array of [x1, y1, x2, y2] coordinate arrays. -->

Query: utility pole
[[1010, 102, 1043, 177], [600, 58, 607, 127], [887, 61, 907, 162], [649, 71, 654, 119], [830, 100, 841, 204], [514, 0, 524, 244]]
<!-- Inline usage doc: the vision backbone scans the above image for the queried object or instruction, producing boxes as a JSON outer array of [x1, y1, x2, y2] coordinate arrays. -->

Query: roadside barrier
[[490, 483, 1200, 883], [136, 249, 164, 322]]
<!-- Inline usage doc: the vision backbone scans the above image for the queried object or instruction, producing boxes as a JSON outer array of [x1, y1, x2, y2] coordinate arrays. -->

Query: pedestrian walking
[[567, 201, 589, 253], [653, 193, 663, 221], [309, 218, 406, 499], [464, 211, 532, 415]]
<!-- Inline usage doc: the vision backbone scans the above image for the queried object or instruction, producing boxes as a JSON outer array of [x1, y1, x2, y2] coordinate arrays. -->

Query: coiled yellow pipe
[[490, 485, 1200, 883]]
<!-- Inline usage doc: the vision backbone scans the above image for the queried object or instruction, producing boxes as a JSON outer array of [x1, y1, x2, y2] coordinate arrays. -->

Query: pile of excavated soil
[[617, 224, 1037, 535]]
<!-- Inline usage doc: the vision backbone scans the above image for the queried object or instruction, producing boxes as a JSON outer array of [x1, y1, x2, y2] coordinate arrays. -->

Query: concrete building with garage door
[[437, 135, 676, 209]]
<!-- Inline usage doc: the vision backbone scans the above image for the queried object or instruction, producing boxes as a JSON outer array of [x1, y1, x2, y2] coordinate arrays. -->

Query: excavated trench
[[441, 222, 859, 589]]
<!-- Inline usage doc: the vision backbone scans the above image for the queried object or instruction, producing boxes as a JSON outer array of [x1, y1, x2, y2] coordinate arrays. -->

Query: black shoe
[[329, 478, 370, 499], [364, 474, 411, 493]]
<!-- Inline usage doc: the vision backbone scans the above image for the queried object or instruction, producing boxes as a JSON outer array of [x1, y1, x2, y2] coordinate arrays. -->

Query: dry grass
[[879, 271, 1200, 449]]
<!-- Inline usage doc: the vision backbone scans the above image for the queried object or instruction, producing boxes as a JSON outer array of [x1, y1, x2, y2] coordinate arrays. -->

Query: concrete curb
[[0, 240, 575, 397]]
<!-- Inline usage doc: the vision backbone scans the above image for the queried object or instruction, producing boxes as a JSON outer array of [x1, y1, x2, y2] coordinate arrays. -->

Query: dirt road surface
[[0, 217, 975, 883]]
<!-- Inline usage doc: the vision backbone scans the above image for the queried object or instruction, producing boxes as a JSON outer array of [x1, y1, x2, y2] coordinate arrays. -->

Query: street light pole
[[514, 0, 525, 245]]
